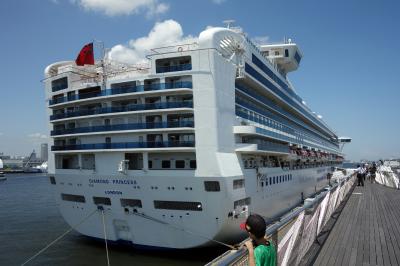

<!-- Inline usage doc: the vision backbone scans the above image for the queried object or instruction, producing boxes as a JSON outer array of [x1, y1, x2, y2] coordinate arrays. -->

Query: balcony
[[50, 101, 193, 121], [51, 141, 195, 151], [156, 64, 192, 73], [49, 81, 193, 105], [235, 143, 289, 154], [51, 121, 195, 136]]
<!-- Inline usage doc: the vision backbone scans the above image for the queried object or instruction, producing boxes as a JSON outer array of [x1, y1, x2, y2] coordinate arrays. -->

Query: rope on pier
[[101, 209, 111, 266], [21, 209, 98, 266]]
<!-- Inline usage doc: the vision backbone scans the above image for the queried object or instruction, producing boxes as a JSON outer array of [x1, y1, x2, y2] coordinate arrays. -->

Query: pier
[[208, 168, 400, 266], [313, 182, 400, 266]]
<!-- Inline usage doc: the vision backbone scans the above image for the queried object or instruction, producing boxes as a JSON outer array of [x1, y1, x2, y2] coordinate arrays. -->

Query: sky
[[0, 0, 399, 161]]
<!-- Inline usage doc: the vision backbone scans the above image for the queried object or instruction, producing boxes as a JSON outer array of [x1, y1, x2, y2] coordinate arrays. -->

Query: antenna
[[223, 20, 235, 29]]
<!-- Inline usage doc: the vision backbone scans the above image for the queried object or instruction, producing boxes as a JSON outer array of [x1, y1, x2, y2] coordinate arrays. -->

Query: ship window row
[[242, 137, 290, 154], [62, 194, 202, 211], [50, 94, 193, 121], [55, 152, 197, 170], [51, 113, 194, 136], [244, 63, 332, 134], [155, 56, 192, 73], [49, 76, 193, 105], [147, 151, 196, 170], [61, 194, 203, 211], [261, 174, 293, 188], [148, 159, 196, 170], [236, 102, 339, 151], [61, 194, 141, 208], [236, 107, 338, 153], [251, 54, 299, 101], [235, 82, 334, 142], [243, 155, 340, 170], [53, 133, 195, 152]]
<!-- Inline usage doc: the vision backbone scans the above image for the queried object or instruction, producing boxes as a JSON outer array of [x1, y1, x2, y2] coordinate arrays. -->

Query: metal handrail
[[206, 172, 355, 266]]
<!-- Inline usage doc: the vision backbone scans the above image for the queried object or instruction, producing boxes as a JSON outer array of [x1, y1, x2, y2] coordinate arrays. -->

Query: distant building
[[0, 153, 11, 160], [41, 143, 48, 161]]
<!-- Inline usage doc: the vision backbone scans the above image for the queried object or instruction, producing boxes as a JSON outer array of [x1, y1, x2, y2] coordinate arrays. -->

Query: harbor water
[[0, 174, 225, 266]]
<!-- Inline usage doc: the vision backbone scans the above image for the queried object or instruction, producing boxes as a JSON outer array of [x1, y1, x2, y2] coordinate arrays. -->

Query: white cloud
[[71, 0, 169, 17], [212, 0, 226, 4], [252, 36, 270, 45], [108, 19, 197, 64], [28, 133, 48, 140]]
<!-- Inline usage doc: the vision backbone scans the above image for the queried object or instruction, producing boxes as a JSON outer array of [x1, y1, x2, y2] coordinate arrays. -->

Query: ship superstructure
[[44, 25, 344, 249]]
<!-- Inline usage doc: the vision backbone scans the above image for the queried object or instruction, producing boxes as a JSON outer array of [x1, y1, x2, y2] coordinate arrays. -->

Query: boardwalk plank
[[312, 183, 400, 266]]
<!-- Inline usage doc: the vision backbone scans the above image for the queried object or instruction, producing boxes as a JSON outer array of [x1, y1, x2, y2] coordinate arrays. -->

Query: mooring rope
[[21, 209, 98, 266], [101, 209, 111, 266], [131, 211, 237, 250]]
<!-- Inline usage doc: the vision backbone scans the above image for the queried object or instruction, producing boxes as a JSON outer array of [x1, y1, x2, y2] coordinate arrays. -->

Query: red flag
[[75, 43, 94, 66]]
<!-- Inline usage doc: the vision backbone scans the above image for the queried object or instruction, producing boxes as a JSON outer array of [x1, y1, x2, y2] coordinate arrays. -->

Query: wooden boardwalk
[[313, 182, 400, 266]]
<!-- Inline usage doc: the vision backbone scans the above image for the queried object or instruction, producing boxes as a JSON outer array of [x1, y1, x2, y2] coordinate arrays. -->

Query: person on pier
[[241, 214, 277, 266], [356, 164, 364, 186]]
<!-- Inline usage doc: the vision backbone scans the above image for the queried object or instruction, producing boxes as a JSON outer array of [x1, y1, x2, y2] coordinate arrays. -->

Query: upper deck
[[44, 26, 341, 162]]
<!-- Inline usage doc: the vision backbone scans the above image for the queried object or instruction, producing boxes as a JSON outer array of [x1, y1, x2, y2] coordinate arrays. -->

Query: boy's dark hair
[[242, 214, 266, 239]]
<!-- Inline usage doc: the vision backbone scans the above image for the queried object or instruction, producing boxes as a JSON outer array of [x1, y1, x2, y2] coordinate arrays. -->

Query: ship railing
[[150, 43, 199, 55], [51, 141, 195, 151], [50, 101, 193, 121], [49, 81, 193, 105], [206, 170, 357, 266], [50, 121, 195, 136]]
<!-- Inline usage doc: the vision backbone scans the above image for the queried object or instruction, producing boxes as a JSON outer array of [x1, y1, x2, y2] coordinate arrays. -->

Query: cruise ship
[[44, 25, 346, 249]]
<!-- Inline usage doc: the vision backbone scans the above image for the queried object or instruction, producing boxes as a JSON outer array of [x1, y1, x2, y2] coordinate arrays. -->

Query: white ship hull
[[53, 165, 332, 249]]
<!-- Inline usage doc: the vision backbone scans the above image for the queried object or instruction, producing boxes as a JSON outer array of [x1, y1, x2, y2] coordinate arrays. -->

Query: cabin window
[[234, 197, 251, 208], [154, 200, 202, 211], [285, 49, 289, 57], [233, 179, 245, 189], [93, 197, 111, 206], [175, 160, 185, 169], [125, 153, 143, 170], [81, 154, 95, 170], [61, 193, 85, 203], [162, 160, 171, 168], [204, 181, 220, 192], [49, 176, 56, 185], [120, 198, 142, 208], [52, 77, 68, 92], [190, 160, 196, 169]]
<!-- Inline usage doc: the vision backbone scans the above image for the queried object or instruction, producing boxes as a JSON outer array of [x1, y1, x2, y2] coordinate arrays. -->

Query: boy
[[240, 214, 276, 266]]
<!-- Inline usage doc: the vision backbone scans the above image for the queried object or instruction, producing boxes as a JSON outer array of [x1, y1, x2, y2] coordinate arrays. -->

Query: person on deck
[[369, 163, 377, 183], [356, 164, 364, 186], [241, 214, 276, 266], [327, 172, 333, 186]]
